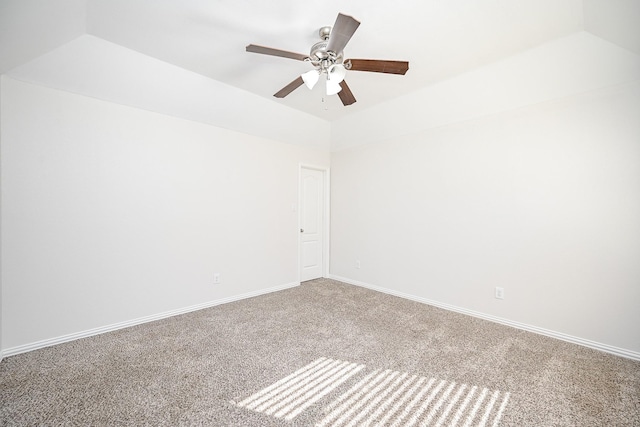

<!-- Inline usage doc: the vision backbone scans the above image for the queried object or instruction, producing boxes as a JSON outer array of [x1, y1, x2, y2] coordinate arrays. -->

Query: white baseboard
[[328, 274, 640, 361], [1, 281, 299, 359]]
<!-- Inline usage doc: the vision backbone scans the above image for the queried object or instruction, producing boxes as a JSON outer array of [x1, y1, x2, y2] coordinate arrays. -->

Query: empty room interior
[[1, 0, 639, 425]]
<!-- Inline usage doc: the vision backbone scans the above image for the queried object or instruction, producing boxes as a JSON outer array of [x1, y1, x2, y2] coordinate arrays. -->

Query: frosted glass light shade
[[326, 78, 342, 95], [328, 64, 347, 83], [301, 69, 320, 89]]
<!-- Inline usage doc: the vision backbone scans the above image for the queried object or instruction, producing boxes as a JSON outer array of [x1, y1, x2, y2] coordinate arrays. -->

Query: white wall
[[0, 80, 3, 359], [0, 77, 329, 351], [330, 81, 640, 354], [2, 13, 639, 360]]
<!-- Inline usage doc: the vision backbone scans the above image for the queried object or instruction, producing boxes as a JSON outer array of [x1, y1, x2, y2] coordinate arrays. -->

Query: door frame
[[298, 164, 330, 283]]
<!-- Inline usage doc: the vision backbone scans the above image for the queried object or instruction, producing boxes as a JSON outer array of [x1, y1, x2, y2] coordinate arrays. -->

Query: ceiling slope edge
[[330, 31, 640, 152], [583, 0, 640, 56], [0, 0, 87, 74], [4, 34, 331, 152]]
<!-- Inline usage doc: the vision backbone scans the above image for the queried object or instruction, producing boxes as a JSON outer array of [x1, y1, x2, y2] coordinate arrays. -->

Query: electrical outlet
[[356, 260, 361, 269], [495, 287, 504, 299], [213, 273, 220, 284]]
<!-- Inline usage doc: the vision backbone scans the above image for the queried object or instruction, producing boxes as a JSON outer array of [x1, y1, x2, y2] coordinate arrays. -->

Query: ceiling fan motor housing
[[309, 28, 344, 70], [310, 41, 330, 61]]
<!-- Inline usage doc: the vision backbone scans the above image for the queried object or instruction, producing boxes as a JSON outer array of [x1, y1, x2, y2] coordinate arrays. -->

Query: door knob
[[300, 228, 304, 233]]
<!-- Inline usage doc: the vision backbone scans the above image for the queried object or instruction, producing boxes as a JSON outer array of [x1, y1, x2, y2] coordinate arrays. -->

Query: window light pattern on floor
[[235, 357, 365, 421], [234, 357, 510, 426], [318, 368, 510, 427]]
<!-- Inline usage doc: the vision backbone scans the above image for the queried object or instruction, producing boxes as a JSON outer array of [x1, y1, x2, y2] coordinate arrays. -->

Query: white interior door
[[300, 168, 324, 282]]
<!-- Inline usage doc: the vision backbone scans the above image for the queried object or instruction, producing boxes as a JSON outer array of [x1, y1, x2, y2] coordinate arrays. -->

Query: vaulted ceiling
[[2, 0, 639, 122]]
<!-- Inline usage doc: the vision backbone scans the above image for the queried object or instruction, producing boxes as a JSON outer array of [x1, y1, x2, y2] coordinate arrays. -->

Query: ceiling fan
[[246, 13, 409, 106]]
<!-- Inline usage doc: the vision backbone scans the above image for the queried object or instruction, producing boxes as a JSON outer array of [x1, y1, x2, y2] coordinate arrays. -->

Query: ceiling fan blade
[[326, 13, 360, 54], [246, 44, 308, 61], [347, 59, 409, 75], [274, 76, 304, 98], [338, 80, 356, 106]]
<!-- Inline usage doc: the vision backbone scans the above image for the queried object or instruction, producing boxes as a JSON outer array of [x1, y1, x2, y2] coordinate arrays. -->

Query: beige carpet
[[1, 278, 639, 426]]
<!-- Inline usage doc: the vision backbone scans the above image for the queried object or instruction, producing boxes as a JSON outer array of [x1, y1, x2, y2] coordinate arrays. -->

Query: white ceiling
[[1, 0, 639, 122]]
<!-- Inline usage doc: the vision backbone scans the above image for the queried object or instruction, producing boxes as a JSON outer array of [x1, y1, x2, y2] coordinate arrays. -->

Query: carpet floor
[[1, 278, 639, 426]]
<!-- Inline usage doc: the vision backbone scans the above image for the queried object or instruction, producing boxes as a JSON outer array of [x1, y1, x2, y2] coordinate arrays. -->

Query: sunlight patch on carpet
[[234, 357, 511, 426], [235, 357, 365, 421], [318, 369, 510, 427]]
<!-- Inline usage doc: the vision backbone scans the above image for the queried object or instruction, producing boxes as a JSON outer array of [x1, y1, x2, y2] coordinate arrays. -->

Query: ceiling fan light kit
[[246, 13, 409, 106], [302, 69, 320, 90], [326, 78, 343, 96], [328, 63, 347, 82]]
